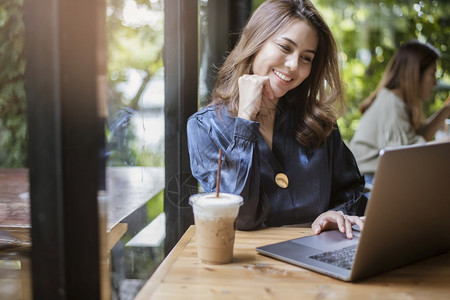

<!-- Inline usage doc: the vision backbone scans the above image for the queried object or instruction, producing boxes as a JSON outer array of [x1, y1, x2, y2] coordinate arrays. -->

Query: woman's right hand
[[311, 211, 366, 239], [237, 74, 274, 121]]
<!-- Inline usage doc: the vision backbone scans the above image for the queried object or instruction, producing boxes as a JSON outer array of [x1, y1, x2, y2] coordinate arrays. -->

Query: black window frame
[[24, 0, 106, 297]]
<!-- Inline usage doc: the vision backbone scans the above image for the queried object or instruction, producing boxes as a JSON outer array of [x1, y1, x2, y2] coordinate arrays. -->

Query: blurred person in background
[[350, 39, 450, 196]]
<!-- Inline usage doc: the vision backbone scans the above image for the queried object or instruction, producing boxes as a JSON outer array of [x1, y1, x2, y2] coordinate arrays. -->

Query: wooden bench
[[126, 213, 165, 248]]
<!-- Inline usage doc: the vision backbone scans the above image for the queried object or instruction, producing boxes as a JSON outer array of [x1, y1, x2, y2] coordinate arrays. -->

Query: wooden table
[[136, 226, 450, 299], [0, 167, 164, 233], [0, 166, 164, 299], [0, 167, 133, 252], [0, 223, 128, 300]]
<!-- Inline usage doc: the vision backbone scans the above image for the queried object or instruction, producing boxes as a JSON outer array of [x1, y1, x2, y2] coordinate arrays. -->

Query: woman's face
[[420, 61, 437, 102], [252, 19, 319, 99]]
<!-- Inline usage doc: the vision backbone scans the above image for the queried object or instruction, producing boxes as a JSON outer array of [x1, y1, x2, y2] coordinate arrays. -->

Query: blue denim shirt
[[187, 99, 367, 230]]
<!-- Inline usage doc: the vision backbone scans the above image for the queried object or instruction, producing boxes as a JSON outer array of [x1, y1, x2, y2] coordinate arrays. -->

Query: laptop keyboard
[[308, 245, 357, 270]]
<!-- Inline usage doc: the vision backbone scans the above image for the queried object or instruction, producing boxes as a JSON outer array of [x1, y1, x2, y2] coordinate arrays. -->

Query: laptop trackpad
[[290, 230, 360, 251]]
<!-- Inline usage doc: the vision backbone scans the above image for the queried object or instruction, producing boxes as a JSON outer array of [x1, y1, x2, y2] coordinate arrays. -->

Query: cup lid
[[189, 193, 243, 208]]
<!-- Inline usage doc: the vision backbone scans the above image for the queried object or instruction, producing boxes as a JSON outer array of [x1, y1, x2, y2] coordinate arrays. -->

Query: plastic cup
[[189, 192, 243, 264]]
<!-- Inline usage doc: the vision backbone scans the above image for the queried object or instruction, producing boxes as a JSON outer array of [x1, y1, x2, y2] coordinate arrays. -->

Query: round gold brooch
[[275, 173, 289, 189]]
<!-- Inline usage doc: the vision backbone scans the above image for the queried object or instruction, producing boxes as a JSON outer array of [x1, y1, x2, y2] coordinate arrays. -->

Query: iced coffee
[[189, 193, 243, 264]]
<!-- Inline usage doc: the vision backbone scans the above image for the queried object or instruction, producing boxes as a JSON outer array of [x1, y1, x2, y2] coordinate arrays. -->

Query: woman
[[187, 0, 367, 238], [350, 40, 450, 189]]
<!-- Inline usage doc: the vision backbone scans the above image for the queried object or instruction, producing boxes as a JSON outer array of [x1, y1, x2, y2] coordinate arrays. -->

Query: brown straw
[[216, 148, 222, 198]]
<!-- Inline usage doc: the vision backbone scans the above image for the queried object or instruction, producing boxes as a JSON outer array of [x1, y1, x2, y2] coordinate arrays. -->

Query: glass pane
[[0, 1, 27, 168], [105, 0, 165, 298], [0, 1, 31, 298]]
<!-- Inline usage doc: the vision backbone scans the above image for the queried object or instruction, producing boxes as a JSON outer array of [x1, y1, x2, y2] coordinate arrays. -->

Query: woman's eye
[[278, 44, 290, 52], [301, 56, 313, 63]]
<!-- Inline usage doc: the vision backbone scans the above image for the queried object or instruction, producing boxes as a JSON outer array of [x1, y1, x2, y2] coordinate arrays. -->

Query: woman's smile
[[273, 69, 293, 82]]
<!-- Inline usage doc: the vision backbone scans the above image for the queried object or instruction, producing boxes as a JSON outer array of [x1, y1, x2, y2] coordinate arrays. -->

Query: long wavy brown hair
[[210, 0, 345, 149], [359, 39, 440, 130]]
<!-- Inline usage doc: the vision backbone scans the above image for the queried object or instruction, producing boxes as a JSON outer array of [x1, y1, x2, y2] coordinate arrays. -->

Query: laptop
[[256, 141, 450, 282]]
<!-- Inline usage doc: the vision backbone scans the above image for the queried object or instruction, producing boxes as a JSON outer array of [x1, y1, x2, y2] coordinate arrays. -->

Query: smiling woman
[[187, 0, 367, 239]]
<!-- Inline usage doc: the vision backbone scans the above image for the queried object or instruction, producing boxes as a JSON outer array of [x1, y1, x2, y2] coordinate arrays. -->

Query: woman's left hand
[[311, 211, 365, 239]]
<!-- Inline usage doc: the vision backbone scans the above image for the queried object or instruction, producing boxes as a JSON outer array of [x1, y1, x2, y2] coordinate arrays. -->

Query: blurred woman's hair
[[210, 0, 345, 149], [359, 39, 440, 129]]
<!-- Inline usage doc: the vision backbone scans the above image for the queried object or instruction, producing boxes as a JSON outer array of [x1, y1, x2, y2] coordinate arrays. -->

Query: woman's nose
[[285, 55, 298, 70]]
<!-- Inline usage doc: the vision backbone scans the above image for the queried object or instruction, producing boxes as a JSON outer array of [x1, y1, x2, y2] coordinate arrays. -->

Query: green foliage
[[315, 0, 450, 142], [0, 0, 26, 167], [147, 190, 163, 220], [0, 0, 166, 167], [105, 0, 164, 167]]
